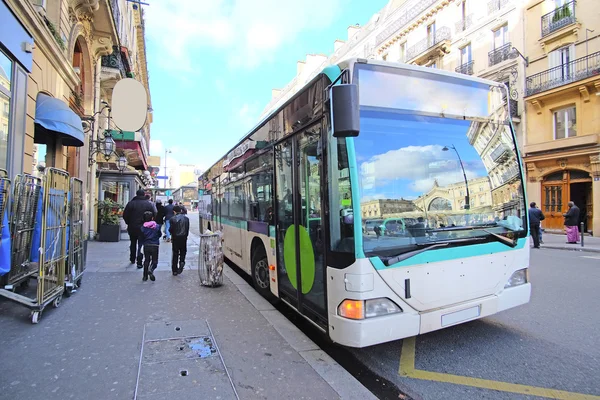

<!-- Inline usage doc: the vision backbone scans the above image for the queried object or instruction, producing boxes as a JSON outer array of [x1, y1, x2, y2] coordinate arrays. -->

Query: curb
[[222, 266, 377, 400], [540, 245, 600, 254]]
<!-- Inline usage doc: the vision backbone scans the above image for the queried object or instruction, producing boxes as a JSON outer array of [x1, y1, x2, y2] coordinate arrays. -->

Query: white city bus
[[197, 59, 531, 348]]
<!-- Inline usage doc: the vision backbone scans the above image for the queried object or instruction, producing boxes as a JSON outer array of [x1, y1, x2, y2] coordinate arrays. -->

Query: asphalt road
[[192, 215, 600, 400]]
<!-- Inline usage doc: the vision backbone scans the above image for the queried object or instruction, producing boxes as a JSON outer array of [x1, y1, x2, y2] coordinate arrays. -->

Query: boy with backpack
[[141, 211, 162, 281], [169, 205, 190, 276]]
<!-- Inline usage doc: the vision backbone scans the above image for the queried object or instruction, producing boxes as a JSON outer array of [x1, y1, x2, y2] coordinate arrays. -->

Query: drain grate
[[134, 320, 238, 400]]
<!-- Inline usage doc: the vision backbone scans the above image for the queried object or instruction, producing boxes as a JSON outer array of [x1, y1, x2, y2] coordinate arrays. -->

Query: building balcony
[[488, 0, 511, 15], [491, 143, 511, 163], [541, 1, 576, 37], [375, 0, 438, 46], [501, 164, 520, 183], [488, 42, 512, 67], [525, 51, 600, 97], [406, 27, 451, 65], [101, 45, 127, 79], [455, 14, 473, 34], [455, 60, 474, 75]]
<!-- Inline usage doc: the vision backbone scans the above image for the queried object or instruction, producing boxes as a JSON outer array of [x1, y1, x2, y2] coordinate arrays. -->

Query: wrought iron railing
[[455, 60, 474, 75], [501, 164, 520, 183], [487, 0, 510, 15], [541, 1, 576, 37], [406, 27, 451, 61], [526, 51, 600, 96], [455, 14, 473, 33], [488, 42, 512, 67], [110, 0, 121, 31], [508, 98, 518, 118], [491, 143, 511, 163], [101, 46, 127, 78], [376, 0, 439, 46]]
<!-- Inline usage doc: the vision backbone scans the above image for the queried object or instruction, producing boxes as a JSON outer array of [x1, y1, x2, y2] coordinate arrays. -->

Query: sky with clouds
[[143, 0, 388, 172]]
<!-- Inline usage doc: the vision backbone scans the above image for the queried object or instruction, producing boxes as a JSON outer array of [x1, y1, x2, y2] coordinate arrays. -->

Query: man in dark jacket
[[155, 200, 166, 232], [163, 199, 175, 242], [123, 189, 156, 267], [169, 205, 189, 276], [528, 202, 544, 249]]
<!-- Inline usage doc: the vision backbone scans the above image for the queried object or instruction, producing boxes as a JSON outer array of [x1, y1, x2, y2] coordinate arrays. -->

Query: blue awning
[[34, 93, 85, 147]]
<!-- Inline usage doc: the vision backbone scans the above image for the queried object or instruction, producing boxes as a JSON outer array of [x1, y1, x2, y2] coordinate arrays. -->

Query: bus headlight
[[338, 298, 402, 320], [504, 268, 529, 288]]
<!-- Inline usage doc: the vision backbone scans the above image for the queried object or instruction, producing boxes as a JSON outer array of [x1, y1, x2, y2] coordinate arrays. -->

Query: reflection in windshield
[[355, 104, 526, 256]]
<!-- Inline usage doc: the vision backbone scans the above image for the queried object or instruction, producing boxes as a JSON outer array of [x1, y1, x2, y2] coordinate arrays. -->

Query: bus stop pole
[[580, 222, 584, 248]]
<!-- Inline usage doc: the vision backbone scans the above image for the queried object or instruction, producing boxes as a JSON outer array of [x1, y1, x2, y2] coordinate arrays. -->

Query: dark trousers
[[172, 236, 187, 272], [143, 245, 159, 278], [128, 230, 143, 264], [530, 223, 540, 248]]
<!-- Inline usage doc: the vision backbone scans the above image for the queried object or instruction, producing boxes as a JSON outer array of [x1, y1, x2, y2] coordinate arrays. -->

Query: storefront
[[0, 0, 33, 177], [97, 171, 145, 233]]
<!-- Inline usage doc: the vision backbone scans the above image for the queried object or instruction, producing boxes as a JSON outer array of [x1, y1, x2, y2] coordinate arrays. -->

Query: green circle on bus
[[283, 225, 315, 294]]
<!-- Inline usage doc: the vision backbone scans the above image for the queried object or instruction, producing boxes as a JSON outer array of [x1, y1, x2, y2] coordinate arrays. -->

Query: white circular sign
[[111, 78, 148, 132]]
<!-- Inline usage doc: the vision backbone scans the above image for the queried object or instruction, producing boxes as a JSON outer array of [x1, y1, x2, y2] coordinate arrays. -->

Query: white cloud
[[144, 0, 341, 72], [150, 139, 164, 155], [360, 145, 481, 194]]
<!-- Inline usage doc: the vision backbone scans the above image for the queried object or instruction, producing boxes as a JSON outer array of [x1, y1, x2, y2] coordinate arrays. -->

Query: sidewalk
[[538, 232, 600, 253], [0, 231, 375, 400]]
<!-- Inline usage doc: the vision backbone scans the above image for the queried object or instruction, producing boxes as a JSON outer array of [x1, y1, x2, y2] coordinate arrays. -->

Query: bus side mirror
[[331, 84, 359, 138]]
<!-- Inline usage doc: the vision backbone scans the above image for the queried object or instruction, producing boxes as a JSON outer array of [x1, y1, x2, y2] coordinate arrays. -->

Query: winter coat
[[123, 195, 156, 233], [141, 221, 162, 246], [169, 214, 189, 238]]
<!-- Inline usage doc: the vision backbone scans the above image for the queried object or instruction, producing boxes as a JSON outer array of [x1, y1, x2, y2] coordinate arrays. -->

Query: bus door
[[275, 124, 327, 328]]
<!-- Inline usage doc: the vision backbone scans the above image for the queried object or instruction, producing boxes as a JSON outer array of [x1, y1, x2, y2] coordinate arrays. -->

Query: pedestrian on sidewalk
[[164, 199, 175, 242], [563, 201, 580, 244], [179, 202, 188, 214], [123, 189, 156, 267], [528, 202, 544, 249], [155, 199, 166, 236], [141, 211, 161, 282], [169, 205, 189, 276]]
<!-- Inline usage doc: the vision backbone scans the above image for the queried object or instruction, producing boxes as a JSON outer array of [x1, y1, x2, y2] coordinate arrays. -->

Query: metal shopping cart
[[64, 178, 84, 296], [2, 174, 43, 290], [0, 168, 70, 323]]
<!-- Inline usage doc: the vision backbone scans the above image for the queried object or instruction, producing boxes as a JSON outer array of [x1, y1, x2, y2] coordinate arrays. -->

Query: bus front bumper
[[328, 283, 531, 348]]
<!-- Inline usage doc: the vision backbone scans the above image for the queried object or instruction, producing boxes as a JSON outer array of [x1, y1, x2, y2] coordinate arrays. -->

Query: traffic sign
[[156, 176, 168, 180]]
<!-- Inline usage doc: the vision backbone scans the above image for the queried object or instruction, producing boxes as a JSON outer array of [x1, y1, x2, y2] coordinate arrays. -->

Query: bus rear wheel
[[251, 249, 271, 298]]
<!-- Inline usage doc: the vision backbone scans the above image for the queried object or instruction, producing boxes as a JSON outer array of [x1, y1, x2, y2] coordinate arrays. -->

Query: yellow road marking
[[399, 337, 600, 400]]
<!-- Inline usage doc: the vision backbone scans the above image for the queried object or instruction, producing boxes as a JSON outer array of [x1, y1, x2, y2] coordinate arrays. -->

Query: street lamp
[[164, 149, 172, 189], [508, 46, 528, 67], [117, 156, 128, 173], [442, 144, 470, 210]]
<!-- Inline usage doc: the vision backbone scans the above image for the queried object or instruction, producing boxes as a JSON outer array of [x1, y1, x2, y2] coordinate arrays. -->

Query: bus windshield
[[354, 63, 527, 257]]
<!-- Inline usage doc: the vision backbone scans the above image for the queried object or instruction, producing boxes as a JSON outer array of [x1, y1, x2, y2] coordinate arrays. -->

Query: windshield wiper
[[381, 237, 488, 266], [481, 229, 518, 248]]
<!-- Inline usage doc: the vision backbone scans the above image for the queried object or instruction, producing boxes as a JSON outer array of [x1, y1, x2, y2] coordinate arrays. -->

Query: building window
[[554, 106, 576, 139], [460, 44, 472, 65], [0, 50, 12, 171], [493, 25, 508, 49], [427, 23, 436, 47], [549, 45, 574, 81]]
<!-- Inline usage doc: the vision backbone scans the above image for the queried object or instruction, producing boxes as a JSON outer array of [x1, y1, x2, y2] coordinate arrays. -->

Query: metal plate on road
[[441, 305, 480, 327]]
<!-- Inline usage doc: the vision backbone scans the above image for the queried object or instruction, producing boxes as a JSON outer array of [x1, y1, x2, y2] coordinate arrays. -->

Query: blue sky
[[143, 0, 388, 172]]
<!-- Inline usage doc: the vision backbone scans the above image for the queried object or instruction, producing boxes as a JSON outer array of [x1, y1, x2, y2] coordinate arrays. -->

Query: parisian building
[[522, 0, 599, 236], [1, 0, 153, 239]]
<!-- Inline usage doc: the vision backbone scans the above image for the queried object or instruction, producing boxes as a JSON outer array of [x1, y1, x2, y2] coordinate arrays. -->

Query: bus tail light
[[505, 268, 528, 288], [338, 298, 402, 320]]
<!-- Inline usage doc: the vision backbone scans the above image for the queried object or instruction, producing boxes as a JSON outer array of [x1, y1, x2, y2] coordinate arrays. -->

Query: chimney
[[272, 89, 281, 99], [297, 60, 305, 76], [334, 39, 345, 51], [347, 24, 360, 41]]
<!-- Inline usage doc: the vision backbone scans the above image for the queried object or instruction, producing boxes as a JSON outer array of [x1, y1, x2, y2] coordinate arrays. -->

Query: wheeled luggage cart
[[198, 232, 224, 287], [2, 174, 43, 290], [64, 178, 84, 296], [0, 168, 70, 323]]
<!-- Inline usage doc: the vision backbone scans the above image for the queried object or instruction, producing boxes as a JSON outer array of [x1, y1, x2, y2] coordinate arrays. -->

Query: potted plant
[[97, 199, 122, 242]]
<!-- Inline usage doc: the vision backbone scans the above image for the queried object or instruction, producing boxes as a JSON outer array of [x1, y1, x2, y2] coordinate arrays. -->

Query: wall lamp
[[82, 104, 128, 172], [509, 46, 529, 67]]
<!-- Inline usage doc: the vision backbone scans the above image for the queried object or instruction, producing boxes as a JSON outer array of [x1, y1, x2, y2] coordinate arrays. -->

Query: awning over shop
[[108, 129, 148, 170], [34, 93, 85, 147]]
